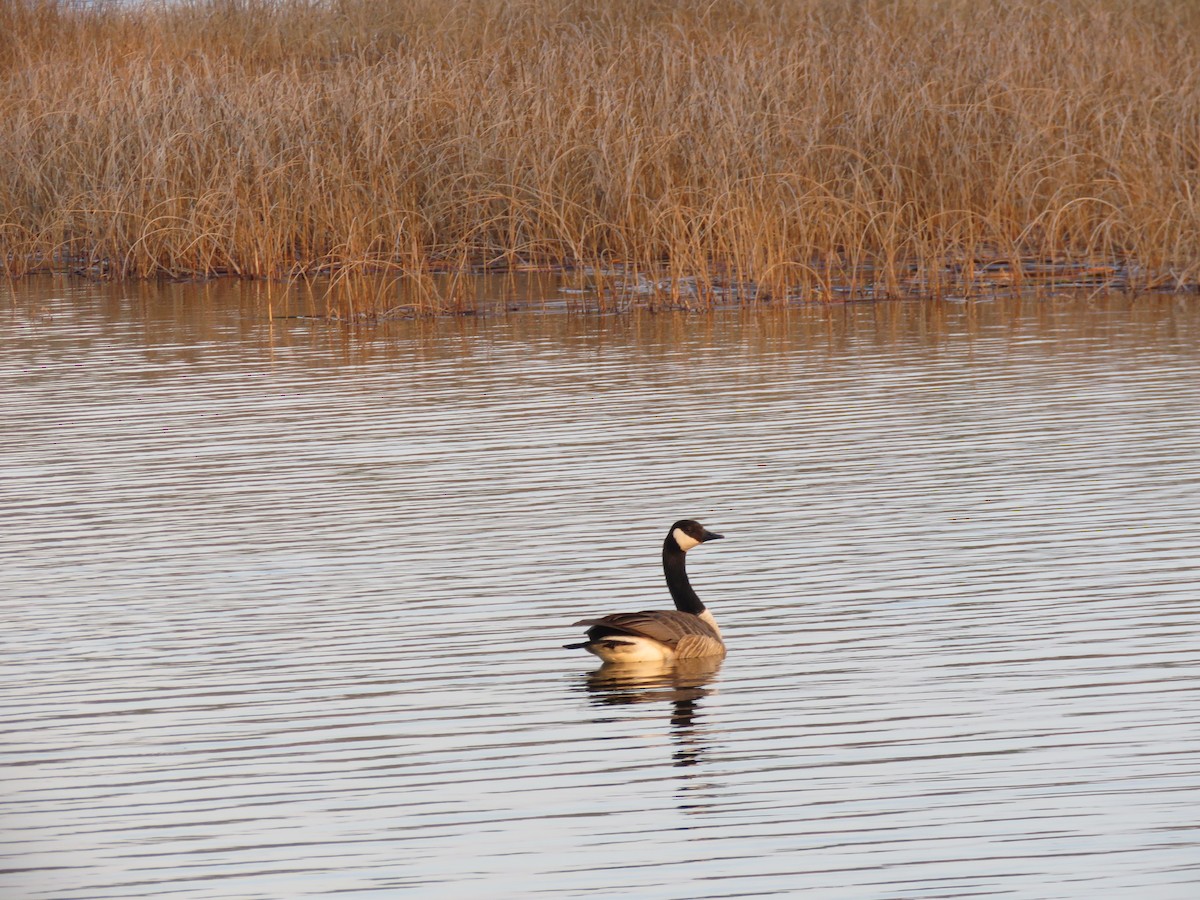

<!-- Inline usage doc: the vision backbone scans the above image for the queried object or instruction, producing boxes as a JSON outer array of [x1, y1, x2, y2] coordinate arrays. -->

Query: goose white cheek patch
[[673, 528, 701, 551]]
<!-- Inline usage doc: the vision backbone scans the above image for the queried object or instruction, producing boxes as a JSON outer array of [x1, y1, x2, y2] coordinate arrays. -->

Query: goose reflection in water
[[579, 656, 723, 770]]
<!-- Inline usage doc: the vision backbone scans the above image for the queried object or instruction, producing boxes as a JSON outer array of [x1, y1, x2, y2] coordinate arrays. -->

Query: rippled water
[[2, 281, 1199, 899]]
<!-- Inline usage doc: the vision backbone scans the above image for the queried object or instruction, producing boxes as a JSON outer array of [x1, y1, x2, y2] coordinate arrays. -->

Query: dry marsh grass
[[2, 0, 1200, 313]]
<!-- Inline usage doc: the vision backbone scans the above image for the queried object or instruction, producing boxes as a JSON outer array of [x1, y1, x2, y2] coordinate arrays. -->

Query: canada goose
[[564, 520, 726, 663]]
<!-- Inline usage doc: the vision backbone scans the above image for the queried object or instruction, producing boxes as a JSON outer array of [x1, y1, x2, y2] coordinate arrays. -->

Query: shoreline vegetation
[[3, 0, 1200, 316]]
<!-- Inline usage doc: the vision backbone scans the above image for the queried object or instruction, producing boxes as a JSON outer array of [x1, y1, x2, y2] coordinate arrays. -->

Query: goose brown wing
[[573, 610, 719, 647]]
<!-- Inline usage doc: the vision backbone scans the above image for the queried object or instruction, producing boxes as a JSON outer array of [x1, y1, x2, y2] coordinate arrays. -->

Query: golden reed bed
[[2, 0, 1199, 312]]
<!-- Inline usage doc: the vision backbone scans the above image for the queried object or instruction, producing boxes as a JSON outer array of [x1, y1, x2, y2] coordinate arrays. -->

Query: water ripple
[[2, 284, 1199, 898]]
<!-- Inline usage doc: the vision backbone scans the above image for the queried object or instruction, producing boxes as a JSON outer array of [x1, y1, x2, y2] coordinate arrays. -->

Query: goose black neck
[[663, 539, 705, 615]]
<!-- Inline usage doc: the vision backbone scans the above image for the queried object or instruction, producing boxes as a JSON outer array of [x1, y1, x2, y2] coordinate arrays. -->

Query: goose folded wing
[[572, 610, 718, 647]]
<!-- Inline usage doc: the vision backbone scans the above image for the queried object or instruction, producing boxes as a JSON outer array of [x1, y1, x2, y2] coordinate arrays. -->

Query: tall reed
[[2, 0, 1199, 310]]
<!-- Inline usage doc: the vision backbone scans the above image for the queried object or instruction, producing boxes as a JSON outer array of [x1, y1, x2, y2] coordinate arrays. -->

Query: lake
[[2, 279, 1199, 898]]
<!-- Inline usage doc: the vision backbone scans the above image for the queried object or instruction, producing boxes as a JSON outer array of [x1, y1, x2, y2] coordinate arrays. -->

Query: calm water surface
[[2, 281, 1199, 899]]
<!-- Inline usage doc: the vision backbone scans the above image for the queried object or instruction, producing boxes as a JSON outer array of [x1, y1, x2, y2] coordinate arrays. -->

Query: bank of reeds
[[2, 0, 1200, 312]]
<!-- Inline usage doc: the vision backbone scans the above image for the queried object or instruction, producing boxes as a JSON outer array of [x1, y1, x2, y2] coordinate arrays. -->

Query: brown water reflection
[[11, 273, 1200, 354], [2, 279, 1199, 899], [582, 658, 724, 770]]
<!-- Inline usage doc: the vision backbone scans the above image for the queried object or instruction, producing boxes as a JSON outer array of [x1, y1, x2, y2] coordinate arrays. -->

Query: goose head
[[668, 519, 724, 552]]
